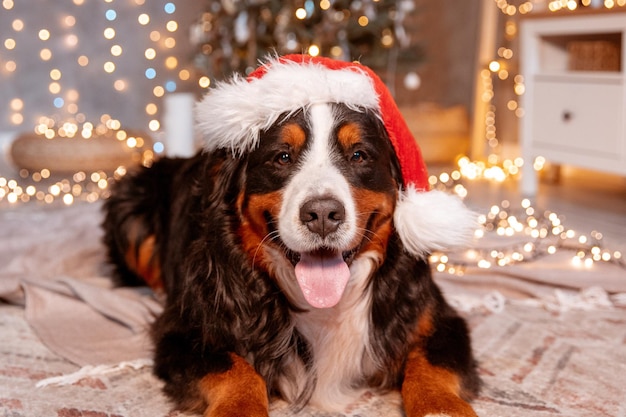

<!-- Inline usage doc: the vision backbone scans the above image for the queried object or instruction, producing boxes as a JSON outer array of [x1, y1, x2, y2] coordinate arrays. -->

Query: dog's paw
[[204, 402, 269, 417], [406, 408, 478, 417], [404, 396, 478, 417], [421, 407, 478, 417], [423, 412, 477, 417]]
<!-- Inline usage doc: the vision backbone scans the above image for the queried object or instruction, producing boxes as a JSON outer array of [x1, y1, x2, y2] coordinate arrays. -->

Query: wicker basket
[[568, 40, 621, 72], [9, 130, 152, 173]]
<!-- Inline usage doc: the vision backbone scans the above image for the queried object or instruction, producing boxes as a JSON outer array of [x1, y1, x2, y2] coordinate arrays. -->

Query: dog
[[103, 54, 480, 417]]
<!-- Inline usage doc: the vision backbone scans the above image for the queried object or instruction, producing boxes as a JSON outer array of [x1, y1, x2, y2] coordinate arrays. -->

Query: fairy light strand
[[427, 175, 626, 273]]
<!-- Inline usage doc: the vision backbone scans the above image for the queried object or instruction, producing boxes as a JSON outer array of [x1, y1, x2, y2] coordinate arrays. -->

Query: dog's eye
[[275, 152, 292, 165], [351, 150, 368, 163]]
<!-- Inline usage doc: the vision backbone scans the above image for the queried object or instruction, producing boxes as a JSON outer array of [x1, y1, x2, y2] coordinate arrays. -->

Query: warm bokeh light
[[38, 29, 50, 41], [40, 48, 52, 60], [138, 13, 150, 25], [198, 76, 210, 88]]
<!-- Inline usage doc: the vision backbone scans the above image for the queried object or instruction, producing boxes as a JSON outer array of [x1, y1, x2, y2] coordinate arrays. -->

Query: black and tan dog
[[103, 55, 480, 417]]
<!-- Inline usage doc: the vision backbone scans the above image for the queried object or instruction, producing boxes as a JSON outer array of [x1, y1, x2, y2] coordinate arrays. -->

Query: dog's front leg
[[401, 349, 478, 417], [198, 353, 269, 417]]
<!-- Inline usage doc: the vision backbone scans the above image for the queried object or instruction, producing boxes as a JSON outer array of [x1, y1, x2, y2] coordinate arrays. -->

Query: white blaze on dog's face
[[280, 104, 356, 308], [280, 104, 356, 252], [237, 103, 402, 309]]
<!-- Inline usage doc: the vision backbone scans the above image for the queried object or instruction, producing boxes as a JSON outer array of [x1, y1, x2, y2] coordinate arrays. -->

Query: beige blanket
[[1, 203, 160, 366]]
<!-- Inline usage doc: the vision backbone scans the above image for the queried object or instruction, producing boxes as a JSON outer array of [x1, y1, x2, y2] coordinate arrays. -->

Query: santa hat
[[196, 54, 476, 258]]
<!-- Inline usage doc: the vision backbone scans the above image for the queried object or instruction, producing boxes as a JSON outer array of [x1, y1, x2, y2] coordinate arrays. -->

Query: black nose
[[299, 197, 345, 238]]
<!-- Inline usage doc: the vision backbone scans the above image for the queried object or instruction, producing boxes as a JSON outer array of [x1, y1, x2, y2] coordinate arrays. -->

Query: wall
[[396, 0, 482, 111]]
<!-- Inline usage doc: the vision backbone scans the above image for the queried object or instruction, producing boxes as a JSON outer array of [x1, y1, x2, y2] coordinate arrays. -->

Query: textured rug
[[1, 202, 626, 417], [2, 301, 626, 416]]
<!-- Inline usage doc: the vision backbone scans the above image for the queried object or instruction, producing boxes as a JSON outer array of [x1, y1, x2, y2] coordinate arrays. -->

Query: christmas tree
[[189, 0, 422, 93]]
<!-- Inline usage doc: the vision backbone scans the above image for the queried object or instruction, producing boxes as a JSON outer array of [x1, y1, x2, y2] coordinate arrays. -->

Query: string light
[[1, 0, 186, 134], [0, 117, 155, 206], [425, 160, 626, 274], [430, 198, 626, 274]]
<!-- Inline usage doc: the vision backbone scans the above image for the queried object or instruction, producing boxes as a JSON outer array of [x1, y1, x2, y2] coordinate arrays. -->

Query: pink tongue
[[294, 252, 351, 309]]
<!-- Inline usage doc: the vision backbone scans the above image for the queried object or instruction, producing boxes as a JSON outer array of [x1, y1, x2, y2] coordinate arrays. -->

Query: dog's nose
[[299, 197, 345, 238]]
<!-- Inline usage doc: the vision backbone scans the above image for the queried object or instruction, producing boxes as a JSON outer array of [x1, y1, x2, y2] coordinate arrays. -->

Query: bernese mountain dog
[[103, 55, 480, 417]]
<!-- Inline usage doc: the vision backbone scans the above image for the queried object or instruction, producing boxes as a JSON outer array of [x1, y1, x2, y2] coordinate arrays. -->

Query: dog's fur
[[103, 103, 480, 417]]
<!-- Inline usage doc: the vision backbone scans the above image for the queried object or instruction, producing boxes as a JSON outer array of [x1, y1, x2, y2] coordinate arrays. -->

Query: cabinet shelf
[[534, 72, 624, 84], [520, 11, 626, 196], [539, 32, 622, 73]]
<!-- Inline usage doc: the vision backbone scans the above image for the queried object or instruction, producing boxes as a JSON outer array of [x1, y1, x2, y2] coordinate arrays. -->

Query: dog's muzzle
[[291, 196, 352, 309]]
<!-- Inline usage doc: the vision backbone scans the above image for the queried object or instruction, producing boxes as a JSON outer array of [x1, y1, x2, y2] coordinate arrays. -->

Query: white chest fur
[[280, 253, 379, 411]]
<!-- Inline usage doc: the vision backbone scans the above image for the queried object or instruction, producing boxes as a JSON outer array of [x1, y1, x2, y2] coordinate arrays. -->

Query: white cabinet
[[519, 11, 626, 195]]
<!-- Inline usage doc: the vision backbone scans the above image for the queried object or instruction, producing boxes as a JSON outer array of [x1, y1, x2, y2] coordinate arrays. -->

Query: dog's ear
[[374, 115, 404, 189], [199, 149, 248, 206], [388, 139, 404, 191]]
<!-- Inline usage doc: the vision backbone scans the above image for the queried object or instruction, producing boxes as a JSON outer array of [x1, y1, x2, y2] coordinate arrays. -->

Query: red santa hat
[[196, 54, 475, 258]]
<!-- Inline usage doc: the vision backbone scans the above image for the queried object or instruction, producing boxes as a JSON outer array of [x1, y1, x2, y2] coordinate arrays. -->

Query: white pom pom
[[393, 186, 478, 258]]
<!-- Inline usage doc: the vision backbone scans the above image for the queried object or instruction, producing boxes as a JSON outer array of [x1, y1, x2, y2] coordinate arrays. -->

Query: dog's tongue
[[294, 251, 350, 309]]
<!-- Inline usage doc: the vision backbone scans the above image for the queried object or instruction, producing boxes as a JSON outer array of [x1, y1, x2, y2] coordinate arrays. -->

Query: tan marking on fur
[[337, 122, 362, 149], [124, 229, 163, 292], [237, 190, 283, 272], [350, 187, 396, 263], [401, 346, 477, 417], [198, 353, 269, 417], [416, 307, 435, 339], [280, 123, 306, 149]]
